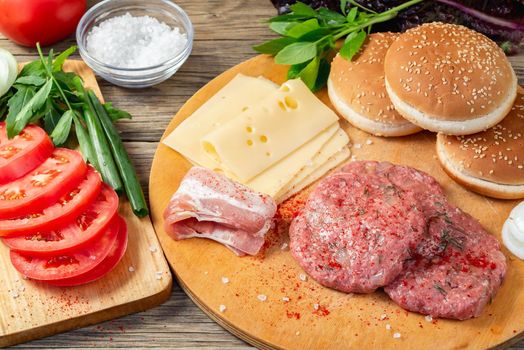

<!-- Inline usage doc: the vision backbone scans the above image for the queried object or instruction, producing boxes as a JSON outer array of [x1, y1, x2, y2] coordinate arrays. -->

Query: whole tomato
[[0, 0, 86, 46]]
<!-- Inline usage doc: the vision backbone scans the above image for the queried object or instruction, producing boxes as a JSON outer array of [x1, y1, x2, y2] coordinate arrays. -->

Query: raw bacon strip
[[163, 167, 277, 256]]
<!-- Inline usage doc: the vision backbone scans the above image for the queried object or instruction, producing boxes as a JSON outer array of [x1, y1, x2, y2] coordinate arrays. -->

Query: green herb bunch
[[0, 45, 148, 217], [254, 0, 423, 91]]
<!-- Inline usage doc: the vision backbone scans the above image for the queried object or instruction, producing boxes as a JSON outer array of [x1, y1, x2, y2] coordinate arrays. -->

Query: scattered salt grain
[[155, 271, 163, 280], [354, 143, 362, 149], [380, 313, 387, 320], [219, 305, 227, 313], [149, 245, 158, 253], [299, 273, 307, 282], [128, 266, 135, 272], [280, 242, 289, 251], [313, 303, 319, 310], [425, 315, 433, 322], [393, 332, 401, 339], [282, 297, 290, 302], [257, 294, 267, 302], [386, 324, 391, 330], [86, 13, 188, 69], [366, 139, 373, 145], [221, 277, 230, 284]]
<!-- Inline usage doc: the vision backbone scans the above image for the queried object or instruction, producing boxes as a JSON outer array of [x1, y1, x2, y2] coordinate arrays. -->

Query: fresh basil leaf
[[253, 37, 297, 55], [347, 7, 358, 23], [269, 21, 297, 36], [0, 89, 13, 121], [286, 18, 320, 39], [6, 86, 36, 128], [289, 2, 317, 17], [9, 79, 52, 137], [341, 0, 349, 15], [15, 76, 47, 87], [287, 62, 309, 80], [317, 8, 347, 26], [19, 61, 45, 78], [268, 14, 309, 23], [50, 109, 74, 145], [297, 57, 319, 90], [313, 58, 330, 92], [298, 27, 334, 42], [53, 46, 77, 72], [43, 101, 62, 134], [275, 42, 317, 65], [340, 30, 366, 60], [104, 102, 132, 121], [53, 71, 80, 91]]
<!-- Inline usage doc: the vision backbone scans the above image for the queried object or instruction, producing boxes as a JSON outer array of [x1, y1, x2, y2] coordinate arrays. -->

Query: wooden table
[[1, 1, 523, 349]]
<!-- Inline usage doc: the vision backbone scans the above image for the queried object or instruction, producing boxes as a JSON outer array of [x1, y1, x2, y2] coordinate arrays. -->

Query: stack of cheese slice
[[163, 74, 351, 203]]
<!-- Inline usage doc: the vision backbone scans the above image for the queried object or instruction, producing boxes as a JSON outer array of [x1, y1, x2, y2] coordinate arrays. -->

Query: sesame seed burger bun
[[437, 92, 524, 199], [385, 22, 517, 136], [328, 32, 421, 137]]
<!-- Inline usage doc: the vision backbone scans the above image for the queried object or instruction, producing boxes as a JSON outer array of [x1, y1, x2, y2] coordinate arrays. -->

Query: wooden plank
[[149, 55, 524, 350], [2, 0, 524, 348], [0, 61, 172, 348]]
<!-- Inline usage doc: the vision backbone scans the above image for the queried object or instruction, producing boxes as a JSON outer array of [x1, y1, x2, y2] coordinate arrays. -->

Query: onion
[[0, 48, 17, 97]]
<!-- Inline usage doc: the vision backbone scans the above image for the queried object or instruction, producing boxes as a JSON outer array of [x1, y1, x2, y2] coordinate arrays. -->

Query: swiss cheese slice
[[246, 123, 339, 197], [162, 74, 278, 168], [275, 128, 350, 200], [276, 147, 351, 203], [201, 79, 340, 181]]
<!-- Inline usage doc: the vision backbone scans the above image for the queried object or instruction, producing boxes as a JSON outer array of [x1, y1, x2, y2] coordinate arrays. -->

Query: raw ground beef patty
[[289, 161, 429, 293], [384, 204, 507, 320], [289, 160, 507, 319]]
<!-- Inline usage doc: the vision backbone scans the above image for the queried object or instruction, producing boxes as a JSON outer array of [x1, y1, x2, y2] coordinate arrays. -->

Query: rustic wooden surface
[[1, 0, 523, 348]]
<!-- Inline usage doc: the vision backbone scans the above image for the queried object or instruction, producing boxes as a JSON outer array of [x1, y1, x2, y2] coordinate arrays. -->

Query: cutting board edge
[[0, 276, 172, 348]]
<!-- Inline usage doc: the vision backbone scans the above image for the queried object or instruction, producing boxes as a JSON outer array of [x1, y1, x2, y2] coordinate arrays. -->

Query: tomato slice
[[0, 148, 87, 219], [0, 123, 54, 185], [0, 167, 102, 237], [3, 184, 119, 256], [47, 217, 128, 287], [10, 216, 120, 281]]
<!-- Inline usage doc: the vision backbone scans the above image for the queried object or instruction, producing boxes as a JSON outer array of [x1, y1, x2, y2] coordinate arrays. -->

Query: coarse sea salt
[[86, 13, 188, 69]]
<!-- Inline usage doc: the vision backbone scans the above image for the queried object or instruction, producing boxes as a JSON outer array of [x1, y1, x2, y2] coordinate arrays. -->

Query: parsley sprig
[[254, 0, 424, 91]]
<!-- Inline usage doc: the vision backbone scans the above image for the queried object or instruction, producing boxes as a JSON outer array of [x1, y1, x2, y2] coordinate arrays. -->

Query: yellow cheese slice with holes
[[201, 79, 340, 182], [246, 123, 339, 197], [276, 146, 351, 204], [162, 74, 278, 168], [275, 128, 350, 200]]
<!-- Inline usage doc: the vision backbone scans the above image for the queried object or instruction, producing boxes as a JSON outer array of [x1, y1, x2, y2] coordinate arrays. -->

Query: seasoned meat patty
[[289, 161, 428, 293], [384, 204, 507, 320]]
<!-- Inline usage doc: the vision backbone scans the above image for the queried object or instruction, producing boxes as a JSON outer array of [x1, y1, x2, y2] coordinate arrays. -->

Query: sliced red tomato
[[47, 217, 128, 287], [0, 148, 87, 219], [0, 167, 102, 237], [3, 184, 119, 256], [0, 123, 54, 185], [10, 216, 120, 281]]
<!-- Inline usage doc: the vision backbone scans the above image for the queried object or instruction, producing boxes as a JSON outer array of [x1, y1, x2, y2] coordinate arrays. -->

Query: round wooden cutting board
[[149, 55, 524, 350]]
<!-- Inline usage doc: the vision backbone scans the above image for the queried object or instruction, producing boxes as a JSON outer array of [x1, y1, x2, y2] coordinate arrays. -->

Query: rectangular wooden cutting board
[[0, 60, 172, 348]]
